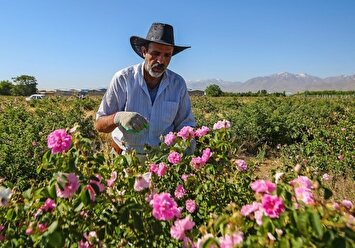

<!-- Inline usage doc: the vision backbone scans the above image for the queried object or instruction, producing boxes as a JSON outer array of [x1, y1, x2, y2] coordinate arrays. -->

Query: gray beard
[[148, 68, 164, 78]]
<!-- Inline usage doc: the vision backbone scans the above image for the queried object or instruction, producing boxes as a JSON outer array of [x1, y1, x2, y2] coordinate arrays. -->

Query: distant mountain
[[187, 72, 355, 93], [186, 79, 242, 92]]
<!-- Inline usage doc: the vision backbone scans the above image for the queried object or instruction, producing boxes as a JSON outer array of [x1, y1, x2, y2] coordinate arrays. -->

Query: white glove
[[114, 112, 148, 133]]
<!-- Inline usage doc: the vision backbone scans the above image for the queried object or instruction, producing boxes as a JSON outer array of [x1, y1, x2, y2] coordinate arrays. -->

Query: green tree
[[0, 80, 14, 95], [205, 84, 223, 97], [11, 75, 38, 96]]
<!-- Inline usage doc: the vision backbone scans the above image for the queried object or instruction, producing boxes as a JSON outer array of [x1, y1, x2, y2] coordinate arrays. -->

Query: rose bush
[[0, 120, 354, 247]]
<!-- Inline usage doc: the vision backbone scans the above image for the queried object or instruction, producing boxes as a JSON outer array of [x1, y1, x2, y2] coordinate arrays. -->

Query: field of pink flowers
[[1, 119, 354, 247]]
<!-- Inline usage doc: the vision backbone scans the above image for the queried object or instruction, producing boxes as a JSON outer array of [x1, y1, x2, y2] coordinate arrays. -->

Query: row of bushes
[[0, 97, 99, 189], [0, 121, 353, 247], [1, 95, 354, 191], [192, 96, 354, 174]]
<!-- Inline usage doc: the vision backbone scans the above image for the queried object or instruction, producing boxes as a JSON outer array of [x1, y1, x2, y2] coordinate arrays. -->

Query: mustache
[[152, 63, 165, 70]]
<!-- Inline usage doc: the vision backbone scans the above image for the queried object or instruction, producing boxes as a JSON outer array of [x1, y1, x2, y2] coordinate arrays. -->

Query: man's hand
[[114, 112, 148, 133]]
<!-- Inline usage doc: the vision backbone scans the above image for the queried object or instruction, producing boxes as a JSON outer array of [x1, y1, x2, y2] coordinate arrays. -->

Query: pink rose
[[157, 162, 168, 177], [164, 132, 176, 146], [235, 159, 247, 171], [186, 199, 197, 213], [79, 240, 92, 248], [255, 209, 264, 225], [134, 173, 151, 192], [149, 163, 158, 174], [177, 126, 195, 140], [174, 185, 186, 199], [25, 226, 33, 235], [84, 231, 98, 245], [290, 176, 313, 190], [240, 201, 261, 216], [145, 188, 158, 203], [261, 194, 285, 218], [150, 193, 181, 221], [201, 148, 212, 163], [170, 216, 195, 241], [168, 151, 182, 165], [191, 156, 205, 170], [290, 176, 315, 205], [56, 173, 80, 199], [322, 173, 330, 181], [42, 198, 56, 212], [342, 200, 353, 210], [181, 173, 195, 182], [47, 129, 72, 154], [219, 232, 244, 248], [194, 126, 209, 138], [107, 171, 117, 187], [38, 223, 48, 233], [251, 180, 276, 194], [213, 120, 231, 130]]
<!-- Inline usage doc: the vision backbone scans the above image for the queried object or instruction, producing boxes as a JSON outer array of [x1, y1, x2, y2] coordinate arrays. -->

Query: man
[[95, 23, 196, 155]]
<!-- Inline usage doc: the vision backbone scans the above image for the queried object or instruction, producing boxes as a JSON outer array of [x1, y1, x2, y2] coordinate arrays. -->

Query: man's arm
[[95, 114, 117, 133]]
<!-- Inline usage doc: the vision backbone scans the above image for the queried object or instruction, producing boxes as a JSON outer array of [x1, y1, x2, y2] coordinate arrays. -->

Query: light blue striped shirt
[[96, 62, 196, 153]]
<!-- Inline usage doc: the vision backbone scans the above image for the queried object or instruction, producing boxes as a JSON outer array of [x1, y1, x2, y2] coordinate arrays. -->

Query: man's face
[[142, 42, 174, 78]]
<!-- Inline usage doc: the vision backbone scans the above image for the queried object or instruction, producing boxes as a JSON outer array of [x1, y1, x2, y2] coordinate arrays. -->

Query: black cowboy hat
[[130, 23, 191, 59]]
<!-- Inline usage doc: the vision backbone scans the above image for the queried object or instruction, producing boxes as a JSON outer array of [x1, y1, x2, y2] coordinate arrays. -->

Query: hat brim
[[130, 36, 190, 59]]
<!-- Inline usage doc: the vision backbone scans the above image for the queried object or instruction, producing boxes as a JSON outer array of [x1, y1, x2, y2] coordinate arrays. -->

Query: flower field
[[0, 95, 354, 247]]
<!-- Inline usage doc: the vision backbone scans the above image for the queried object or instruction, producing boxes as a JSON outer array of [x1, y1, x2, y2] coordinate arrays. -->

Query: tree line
[[205, 84, 286, 97], [0, 75, 38, 96], [205, 84, 354, 97]]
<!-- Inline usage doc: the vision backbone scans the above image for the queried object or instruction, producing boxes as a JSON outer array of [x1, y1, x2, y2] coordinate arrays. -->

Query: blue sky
[[1, 0, 354, 90]]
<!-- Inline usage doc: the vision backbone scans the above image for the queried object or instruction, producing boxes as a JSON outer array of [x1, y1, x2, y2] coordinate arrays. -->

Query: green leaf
[[6, 209, 14, 221], [309, 211, 323, 239], [80, 187, 90, 205], [342, 227, 355, 240], [332, 237, 346, 248], [323, 187, 333, 200], [36, 163, 43, 174], [119, 207, 129, 224], [279, 237, 290, 248], [47, 182, 57, 199], [47, 231, 64, 248], [74, 202, 84, 212], [132, 211, 144, 232], [46, 221, 58, 235], [22, 188, 32, 199], [202, 237, 218, 248], [152, 221, 162, 235], [290, 237, 303, 248], [214, 216, 228, 234], [296, 212, 309, 235]]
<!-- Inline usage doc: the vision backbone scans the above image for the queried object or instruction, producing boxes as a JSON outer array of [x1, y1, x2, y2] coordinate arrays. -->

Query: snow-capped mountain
[[186, 72, 355, 93]]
